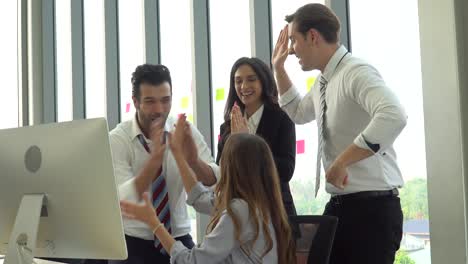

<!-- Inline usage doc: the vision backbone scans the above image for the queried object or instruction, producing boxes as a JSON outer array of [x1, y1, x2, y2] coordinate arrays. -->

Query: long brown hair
[[223, 57, 278, 123], [208, 133, 295, 264]]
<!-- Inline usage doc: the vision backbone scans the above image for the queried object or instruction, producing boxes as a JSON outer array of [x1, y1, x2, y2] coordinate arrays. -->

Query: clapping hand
[[230, 102, 249, 134], [149, 118, 166, 159], [120, 192, 160, 229], [168, 114, 188, 155]]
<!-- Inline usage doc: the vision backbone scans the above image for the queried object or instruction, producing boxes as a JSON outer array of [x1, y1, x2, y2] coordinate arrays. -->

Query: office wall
[[419, 0, 468, 262]]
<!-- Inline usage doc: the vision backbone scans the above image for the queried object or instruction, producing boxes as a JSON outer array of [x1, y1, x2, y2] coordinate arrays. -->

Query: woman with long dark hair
[[217, 57, 297, 218]]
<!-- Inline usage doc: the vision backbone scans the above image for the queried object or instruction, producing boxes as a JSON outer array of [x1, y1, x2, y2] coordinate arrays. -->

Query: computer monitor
[[0, 118, 127, 264]]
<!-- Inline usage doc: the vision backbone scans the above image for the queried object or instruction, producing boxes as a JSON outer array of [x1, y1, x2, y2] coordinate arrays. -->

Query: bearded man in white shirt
[[109, 64, 219, 264], [272, 3, 407, 264]]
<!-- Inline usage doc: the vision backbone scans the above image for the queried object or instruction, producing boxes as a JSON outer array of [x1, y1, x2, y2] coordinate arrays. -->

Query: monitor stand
[[4, 194, 47, 264]]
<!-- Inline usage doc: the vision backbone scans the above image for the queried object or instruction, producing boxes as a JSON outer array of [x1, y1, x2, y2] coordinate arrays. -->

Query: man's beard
[[139, 112, 168, 132]]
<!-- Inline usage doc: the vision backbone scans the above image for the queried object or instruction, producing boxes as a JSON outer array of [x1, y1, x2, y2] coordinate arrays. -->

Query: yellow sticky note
[[181, 96, 189, 109], [306, 76, 316, 92], [187, 114, 194, 123], [216, 88, 225, 101]]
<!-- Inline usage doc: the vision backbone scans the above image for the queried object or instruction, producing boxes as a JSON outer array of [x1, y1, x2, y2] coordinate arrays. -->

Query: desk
[[0, 256, 64, 264]]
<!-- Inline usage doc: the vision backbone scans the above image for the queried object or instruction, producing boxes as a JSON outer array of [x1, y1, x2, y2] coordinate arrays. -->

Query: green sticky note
[[181, 96, 189, 109], [187, 114, 194, 123], [216, 88, 225, 101], [306, 76, 316, 92]]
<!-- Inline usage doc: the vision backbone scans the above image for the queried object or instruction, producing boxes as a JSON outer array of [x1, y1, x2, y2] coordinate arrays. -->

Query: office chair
[[289, 215, 338, 264]]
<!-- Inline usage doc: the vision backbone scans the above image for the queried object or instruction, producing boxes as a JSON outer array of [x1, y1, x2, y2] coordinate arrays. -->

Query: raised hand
[[181, 121, 199, 166], [230, 103, 249, 134], [149, 118, 166, 159], [168, 114, 188, 155], [272, 25, 290, 71], [122, 193, 176, 253], [120, 192, 160, 229]]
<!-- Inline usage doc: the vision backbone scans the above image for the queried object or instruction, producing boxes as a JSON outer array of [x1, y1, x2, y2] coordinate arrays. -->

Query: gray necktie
[[315, 75, 328, 197]]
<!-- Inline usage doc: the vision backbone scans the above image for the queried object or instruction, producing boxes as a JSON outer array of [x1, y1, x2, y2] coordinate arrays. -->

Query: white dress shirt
[[170, 182, 278, 264], [279, 45, 407, 195], [109, 115, 220, 239], [247, 104, 264, 134]]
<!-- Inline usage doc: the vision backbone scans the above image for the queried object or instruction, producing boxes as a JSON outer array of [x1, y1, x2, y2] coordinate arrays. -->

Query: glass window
[[84, 0, 106, 119], [349, 0, 429, 262], [0, 1, 18, 129], [210, 0, 252, 156], [160, 0, 193, 121], [271, 0, 327, 215], [159, 0, 196, 241], [119, 0, 145, 121], [56, 0, 73, 122]]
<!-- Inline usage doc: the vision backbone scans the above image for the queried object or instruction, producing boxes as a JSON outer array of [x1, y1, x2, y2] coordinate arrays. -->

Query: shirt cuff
[[354, 133, 379, 153], [170, 241, 188, 263], [186, 182, 207, 206], [207, 162, 221, 182], [118, 178, 139, 202], [278, 85, 300, 107]]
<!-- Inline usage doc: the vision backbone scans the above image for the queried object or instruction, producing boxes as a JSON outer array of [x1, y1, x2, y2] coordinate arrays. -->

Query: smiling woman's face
[[234, 64, 263, 109]]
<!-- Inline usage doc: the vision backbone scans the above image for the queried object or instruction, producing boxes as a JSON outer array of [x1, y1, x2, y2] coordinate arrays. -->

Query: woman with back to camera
[[120, 115, 296, 263], [217, 57, 297, 218]]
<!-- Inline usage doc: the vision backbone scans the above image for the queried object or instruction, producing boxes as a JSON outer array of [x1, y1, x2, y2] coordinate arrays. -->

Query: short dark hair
[[224, 57, 278, 122], [131, 64, 172, 100], [285, 3, 340, 43]]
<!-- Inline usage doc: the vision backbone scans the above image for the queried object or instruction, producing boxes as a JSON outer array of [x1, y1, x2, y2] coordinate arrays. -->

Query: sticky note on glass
[[296, 139, 305, 154], [216, 88, 225, 101], [187, 114, 194, 123], [125, 103, 131, 113], [306, 77, 316, 92], [181, 96, 190, 109]]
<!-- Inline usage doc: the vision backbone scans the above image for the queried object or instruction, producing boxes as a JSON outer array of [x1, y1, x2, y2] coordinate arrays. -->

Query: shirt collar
[[321, 45, 349, 82], [130, 113, 171, 141], [248, 104, 264, 127]]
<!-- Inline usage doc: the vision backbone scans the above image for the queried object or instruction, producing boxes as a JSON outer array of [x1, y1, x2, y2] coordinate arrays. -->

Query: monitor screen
[[0, 118, 127, 261]]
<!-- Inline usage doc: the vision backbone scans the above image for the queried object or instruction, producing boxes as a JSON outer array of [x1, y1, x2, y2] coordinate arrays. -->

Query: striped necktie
[[315, 76, 328, 197], [136, 134, 171, 254]]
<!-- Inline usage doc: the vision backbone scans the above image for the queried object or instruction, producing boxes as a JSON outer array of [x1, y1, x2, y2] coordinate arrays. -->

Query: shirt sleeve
[[186, 182, 215, 215], [279, 84, 316, 125], [348, 65, 407, 153], [109, 133, 139, 202], [170, 200, 250, 264], [189, 124, 221, 182]]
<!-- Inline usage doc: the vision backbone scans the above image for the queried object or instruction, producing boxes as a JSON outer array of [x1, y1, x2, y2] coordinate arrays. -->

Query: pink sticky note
[[296, 140, 305, 154], [218, 134, 221, 141], [126, 103, 131, 113]]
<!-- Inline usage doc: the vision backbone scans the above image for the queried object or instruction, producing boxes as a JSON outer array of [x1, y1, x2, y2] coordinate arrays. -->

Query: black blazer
[[216, 104, 297, 216]]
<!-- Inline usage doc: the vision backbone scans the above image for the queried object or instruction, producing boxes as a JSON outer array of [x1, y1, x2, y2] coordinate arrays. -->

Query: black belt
[[330, 188, 399, 204]]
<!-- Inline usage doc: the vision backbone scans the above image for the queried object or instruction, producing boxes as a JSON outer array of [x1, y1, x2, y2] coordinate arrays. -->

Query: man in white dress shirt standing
[[272, 4, 407, 264], [109, 64, 219, 264]]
